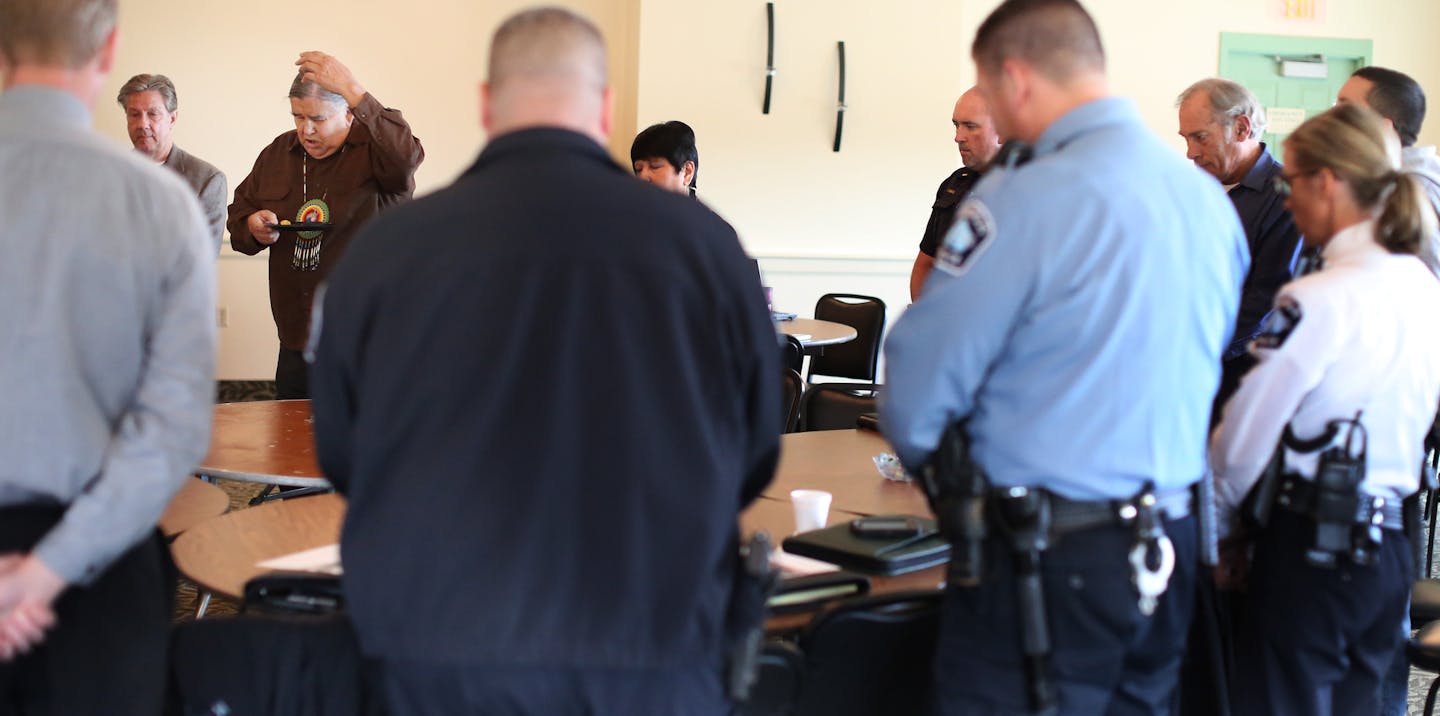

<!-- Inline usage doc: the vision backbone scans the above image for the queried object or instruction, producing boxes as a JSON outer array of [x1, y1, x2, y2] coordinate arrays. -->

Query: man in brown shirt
[[228, 51, 423, 398]]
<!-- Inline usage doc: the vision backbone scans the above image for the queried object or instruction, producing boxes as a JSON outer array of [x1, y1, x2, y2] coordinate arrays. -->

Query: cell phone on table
[[849, 515, 923, 539]]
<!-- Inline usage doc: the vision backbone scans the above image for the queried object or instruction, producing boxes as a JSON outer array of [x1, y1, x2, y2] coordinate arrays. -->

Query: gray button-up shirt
[[0, 86, 216, 585]]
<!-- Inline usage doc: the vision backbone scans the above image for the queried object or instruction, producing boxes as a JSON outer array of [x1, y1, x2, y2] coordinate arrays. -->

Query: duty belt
[[1044, 490, 1193, 535], [1274, 474, 1403, 531]]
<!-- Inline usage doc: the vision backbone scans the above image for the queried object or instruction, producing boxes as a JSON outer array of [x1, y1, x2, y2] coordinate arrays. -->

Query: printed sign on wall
[[1267, 107, 1308, 136]]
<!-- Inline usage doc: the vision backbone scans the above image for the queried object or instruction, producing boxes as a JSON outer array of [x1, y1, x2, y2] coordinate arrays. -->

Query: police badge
[[1252, 296, 1303, 350], [936, 199, 996, 277]]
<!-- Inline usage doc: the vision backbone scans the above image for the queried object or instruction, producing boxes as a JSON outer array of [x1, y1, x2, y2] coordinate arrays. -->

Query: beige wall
[[94, 0, 1440, 379], [640, 0, 1440, 262], [1087, 0, 1440, 153], [100, 0, 639, 379], [105, 0, 640, 195], [641, 0, 1440, 344]]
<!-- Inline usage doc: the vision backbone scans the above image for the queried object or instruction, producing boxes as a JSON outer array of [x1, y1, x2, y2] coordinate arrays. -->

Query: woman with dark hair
[[630, 120, 697, 196], [1211, 102, 1440, 715]]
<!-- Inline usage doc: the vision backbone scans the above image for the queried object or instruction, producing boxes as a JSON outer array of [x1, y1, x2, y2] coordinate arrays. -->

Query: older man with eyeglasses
[[1177, 77, 1303, 419]]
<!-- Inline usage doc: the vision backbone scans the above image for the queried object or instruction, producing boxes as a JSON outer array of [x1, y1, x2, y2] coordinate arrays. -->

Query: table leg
[[251, 486, 332, 505]]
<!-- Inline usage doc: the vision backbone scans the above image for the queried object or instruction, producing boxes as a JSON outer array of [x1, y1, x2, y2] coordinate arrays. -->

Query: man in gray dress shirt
[[0, 0, 216, 711], [118, 73, 228, 249]]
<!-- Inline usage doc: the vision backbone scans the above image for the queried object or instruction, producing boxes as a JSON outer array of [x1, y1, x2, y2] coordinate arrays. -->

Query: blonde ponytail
[[1376, 172, 1434, 256], [1285, 103, 1436, 256]]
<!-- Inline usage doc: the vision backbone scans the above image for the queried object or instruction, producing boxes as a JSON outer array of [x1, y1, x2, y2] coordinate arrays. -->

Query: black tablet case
[[781, 517, 950, 576]]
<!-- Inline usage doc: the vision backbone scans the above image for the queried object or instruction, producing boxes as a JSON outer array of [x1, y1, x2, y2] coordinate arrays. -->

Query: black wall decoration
[[763, 2, 775, 114], [833, 40, 847, 152], [758, 4, 850, 154]]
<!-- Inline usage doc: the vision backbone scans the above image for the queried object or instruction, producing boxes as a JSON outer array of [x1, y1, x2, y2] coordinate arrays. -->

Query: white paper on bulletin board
[[1268, 107, 1308, 135]]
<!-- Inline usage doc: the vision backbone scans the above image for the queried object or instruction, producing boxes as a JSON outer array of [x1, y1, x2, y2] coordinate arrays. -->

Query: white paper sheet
[[770, 547, 839, 577], [256, 543, 343, 575]]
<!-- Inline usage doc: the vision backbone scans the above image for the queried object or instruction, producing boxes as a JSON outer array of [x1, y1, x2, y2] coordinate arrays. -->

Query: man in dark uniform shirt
[[910, 86, 1002, 300], [1178, 78, 1301, 418], [309, 8, 779, 716]]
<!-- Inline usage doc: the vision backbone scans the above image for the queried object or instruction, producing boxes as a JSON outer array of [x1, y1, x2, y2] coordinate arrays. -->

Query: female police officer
[[1211, 102, 1440, 715]]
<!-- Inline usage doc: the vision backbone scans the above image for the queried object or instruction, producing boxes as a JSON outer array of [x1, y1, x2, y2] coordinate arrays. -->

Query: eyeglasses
[[1272, 170, 1317, 197]]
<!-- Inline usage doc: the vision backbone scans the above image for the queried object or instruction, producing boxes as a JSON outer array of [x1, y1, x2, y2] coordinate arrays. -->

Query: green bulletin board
[[1218, 32, 1372, 161]]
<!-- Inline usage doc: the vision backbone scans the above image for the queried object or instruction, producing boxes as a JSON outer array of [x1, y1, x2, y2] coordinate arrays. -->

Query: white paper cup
[[790, 489, 833, 533]]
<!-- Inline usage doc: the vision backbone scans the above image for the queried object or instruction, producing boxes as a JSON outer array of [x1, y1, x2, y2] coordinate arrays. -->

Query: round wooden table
[[171, 430, 942, 623], [158, 478, 230, 537], [176, 494, 864, 601], [197, 400, 328, 489], [778, 318, 857, 348], [768, 429, 931, 518], [170, 491, 942, 628], [172, 492, 345, 599]]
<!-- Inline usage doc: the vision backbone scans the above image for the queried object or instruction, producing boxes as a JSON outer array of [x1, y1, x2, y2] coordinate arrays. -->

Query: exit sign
[[1282, 0, 1325, 20]]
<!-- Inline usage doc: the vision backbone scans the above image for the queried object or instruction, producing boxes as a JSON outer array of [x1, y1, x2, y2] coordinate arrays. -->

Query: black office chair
[[168, 614, 385, 716], [1402, 458, 1440, 714], [791, 590, 944, 716], [1420, 412, 1440, 576], [807, 294, 885, 383], [243, 572, 345, 615], [780, 334, 805, 375], [736, 639, 805, 716], [798, 383, 881, 432], [782, 368, 805, 434], [1416, 579, 1440, 626], [1410, 620, 1440, 715]]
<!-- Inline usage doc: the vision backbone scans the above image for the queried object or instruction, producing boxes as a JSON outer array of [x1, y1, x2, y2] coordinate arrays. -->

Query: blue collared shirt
[[1225, 144, 1302, 359], [881, 97, 1248, 500]]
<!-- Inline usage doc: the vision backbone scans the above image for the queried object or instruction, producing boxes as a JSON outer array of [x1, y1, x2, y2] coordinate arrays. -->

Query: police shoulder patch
[[1252, 296, 1303, 350], [936, 199, 996, 277]]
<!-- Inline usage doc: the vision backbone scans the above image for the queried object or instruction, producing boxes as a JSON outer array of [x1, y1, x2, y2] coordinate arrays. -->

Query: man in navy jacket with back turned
[[309, 7, 779, 715]]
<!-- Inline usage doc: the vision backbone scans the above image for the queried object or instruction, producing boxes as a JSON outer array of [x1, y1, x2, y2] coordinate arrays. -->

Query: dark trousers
[[932, 515, 1198, 716], [377, 659, 730, 716], [276, 347, 310, 400], [1175, 576, 1237, 716], [1233, 508, 1411, 716], [0, 506, 171, 716]]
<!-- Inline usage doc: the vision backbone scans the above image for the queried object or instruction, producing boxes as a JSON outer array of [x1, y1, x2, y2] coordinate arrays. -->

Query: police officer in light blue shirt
[[880, 1, 1247, 713]]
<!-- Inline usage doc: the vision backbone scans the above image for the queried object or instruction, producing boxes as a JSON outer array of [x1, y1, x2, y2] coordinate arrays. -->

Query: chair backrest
[[169, 615, 385, 716], [244, 572, 344, 615], [799, 383, 880, 432], [808, 294, 885, 382], [782, 368, 805, 433], [780, 334, 805, 374], [736, 639, 805, 716], [793, 590, 943, 716]]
